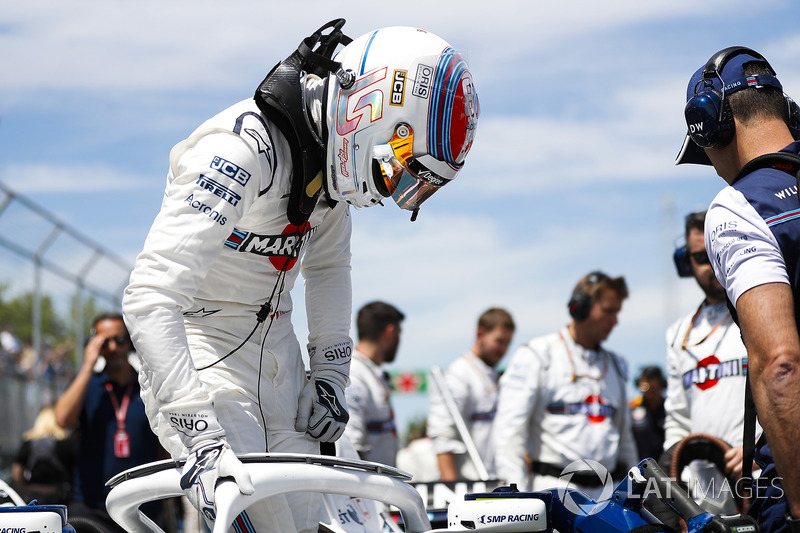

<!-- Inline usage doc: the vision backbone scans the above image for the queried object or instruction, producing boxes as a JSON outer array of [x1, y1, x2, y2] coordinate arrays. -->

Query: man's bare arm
[[437, 452, 459, 482], [737, 282, 800, 518], [54, 334, 104, 429]]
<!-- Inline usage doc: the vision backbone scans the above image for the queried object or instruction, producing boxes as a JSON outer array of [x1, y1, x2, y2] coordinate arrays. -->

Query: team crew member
[[122, 21, 480, 533], [675, 46, 800, 531], [344, 301, 404, 466], [662, 211, 758, 478], [493, 272, 637, 497], [427, 307, 515, 481]]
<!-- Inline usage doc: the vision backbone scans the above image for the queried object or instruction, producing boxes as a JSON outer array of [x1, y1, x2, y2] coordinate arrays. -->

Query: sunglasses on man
[[689, 250, 710, 265], [102, 335, 130, 349]]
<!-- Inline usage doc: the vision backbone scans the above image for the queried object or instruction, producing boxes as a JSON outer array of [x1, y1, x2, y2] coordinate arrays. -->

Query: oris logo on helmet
[[412, 64, 433, 98]]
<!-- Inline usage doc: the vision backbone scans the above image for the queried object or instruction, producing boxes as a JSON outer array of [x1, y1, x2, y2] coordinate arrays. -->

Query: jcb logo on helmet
[[391, 70, 407, 106]]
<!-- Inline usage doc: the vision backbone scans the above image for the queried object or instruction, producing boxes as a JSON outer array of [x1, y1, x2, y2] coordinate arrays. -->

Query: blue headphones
[[685, 46, 800, 149]]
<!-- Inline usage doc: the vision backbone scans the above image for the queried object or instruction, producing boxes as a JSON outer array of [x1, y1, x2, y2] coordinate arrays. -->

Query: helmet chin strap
[[254, 19, 352, 225]]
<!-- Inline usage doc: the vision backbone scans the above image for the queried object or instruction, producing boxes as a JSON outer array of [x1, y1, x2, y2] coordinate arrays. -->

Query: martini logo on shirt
[[682, 356, 748, 391], [546, 395, 616, 423], [584, 394, 612, 423], [224, 222, 317, 270]]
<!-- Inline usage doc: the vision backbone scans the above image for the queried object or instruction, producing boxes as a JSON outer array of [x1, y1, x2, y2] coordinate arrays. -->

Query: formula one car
[[0, 455, 759, 533]]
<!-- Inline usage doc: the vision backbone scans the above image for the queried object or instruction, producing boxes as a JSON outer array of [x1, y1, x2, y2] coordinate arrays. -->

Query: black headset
[[673, 244, 693, 278], [567, 271, 609, 321], [685, 46, 800, 149], [673, 212, 711, 278]]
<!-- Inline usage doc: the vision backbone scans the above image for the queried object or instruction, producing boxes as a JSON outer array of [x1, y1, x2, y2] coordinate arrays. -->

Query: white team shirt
[[664, 301, 759, 450], [344, 350, 398, 466], [493, 327, 637, 489], [705, 186, 789, 305], [427, 350, 500, 480]]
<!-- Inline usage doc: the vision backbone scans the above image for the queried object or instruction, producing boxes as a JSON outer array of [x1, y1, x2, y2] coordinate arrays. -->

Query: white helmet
[[324, 26, 480, 212]]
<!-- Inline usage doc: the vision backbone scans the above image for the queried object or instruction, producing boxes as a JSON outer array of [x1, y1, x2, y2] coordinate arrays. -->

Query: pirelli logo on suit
[[196, 175, 241, 207]]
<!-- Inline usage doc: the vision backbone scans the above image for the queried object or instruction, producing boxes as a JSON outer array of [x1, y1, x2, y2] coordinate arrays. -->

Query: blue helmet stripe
[[428, 48, 467, 167], [359, 30, 380, 75], [428, 49, 453, 161], [442, 59, 467, 166]]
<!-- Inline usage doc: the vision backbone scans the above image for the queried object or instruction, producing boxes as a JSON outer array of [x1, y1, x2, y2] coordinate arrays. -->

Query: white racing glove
[[296, 339, 352, 442], [179, 439, 254, 522], [160, 401, 254, 521], [295, 374, 350, 441]]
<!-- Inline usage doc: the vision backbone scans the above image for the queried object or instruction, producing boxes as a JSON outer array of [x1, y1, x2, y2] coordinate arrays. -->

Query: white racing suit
[[664, 301, 760, 450], [493, 328, 637, 498], [122, 98, 352, 533], [343, 351, 398, 466], [427, 350, 500, 480]]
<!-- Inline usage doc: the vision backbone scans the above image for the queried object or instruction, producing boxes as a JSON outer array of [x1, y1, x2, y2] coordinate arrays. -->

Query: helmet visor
[[373, 124, 451, 211]]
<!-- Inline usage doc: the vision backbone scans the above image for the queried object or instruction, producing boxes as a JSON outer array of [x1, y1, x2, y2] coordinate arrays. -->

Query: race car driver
[[122, 20, 479, 533]]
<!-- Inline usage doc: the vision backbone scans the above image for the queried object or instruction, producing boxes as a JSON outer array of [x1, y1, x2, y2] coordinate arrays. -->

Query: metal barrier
[[0, 180, 132, 370]]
